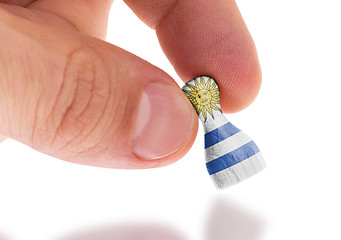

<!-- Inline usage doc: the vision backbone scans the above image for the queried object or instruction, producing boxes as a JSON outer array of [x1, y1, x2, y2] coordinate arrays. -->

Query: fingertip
[[125, 0, 262, 113], [168, 38, 262, 113], [214, 49, 262, 113], [130, 115, 198, 169], [147, 115, 198, 168], [154, 0, 262, 113], [131, 81, 198, 165]]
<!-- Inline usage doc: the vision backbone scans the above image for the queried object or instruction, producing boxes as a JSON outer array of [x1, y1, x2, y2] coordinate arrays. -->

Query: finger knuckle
[[48, 46, 111, 153]]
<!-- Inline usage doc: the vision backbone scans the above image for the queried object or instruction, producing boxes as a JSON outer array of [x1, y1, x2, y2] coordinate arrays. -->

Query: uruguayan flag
[[183, 76, 266, 188], [204, 115, 266, 188]]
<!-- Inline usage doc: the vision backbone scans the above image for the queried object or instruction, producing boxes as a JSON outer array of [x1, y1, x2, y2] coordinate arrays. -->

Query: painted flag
[[183, 76, 266, 188]]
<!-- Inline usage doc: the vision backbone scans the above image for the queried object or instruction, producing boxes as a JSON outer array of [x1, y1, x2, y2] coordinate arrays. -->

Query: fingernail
[[132, 82, 194, 160]]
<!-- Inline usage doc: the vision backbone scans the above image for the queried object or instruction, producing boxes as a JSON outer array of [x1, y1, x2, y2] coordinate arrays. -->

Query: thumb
[[0, 10, 197, 169], [0, 133, 6, 143]]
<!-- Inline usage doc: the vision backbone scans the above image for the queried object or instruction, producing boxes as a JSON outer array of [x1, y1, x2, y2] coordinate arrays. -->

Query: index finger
[[124, 0, 261, 113]]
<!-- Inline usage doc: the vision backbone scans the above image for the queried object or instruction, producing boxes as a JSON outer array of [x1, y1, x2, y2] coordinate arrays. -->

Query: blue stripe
[[204, 122, 241, 149], [206, 141, 260, 175]]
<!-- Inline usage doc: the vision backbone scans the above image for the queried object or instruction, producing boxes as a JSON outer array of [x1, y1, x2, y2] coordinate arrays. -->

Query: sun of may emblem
[[183, 76, 222, 122]]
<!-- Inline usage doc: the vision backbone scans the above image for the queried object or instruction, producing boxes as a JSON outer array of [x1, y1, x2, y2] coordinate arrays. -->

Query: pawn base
[[211, 152, 266, 188]]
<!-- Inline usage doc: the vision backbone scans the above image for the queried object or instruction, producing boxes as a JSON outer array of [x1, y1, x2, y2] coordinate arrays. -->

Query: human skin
[[0, 0, 261, 169]]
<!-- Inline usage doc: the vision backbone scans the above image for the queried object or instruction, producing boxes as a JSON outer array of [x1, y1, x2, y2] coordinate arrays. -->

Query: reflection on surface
[[56, 196, 263, 240], [0, 233, 10, 240], [59, 223, 186, 240], [205, 196, 264, 240]]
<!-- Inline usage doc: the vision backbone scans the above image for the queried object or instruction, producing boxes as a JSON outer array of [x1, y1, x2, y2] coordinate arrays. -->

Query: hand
[[0, 0, 261, 169]]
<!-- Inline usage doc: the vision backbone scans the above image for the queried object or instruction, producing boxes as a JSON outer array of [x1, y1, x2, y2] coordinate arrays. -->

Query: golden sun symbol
[[184, 76, 221, 122]]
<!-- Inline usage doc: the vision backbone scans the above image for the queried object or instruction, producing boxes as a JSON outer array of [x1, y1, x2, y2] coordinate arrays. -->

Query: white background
[[1, 0, 341, 239]]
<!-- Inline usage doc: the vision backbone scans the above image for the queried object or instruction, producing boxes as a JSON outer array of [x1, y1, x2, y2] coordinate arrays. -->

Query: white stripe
[[202, 112, 229, 133], [211, 152, 266, 188], [205, 130, 252, 162]]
